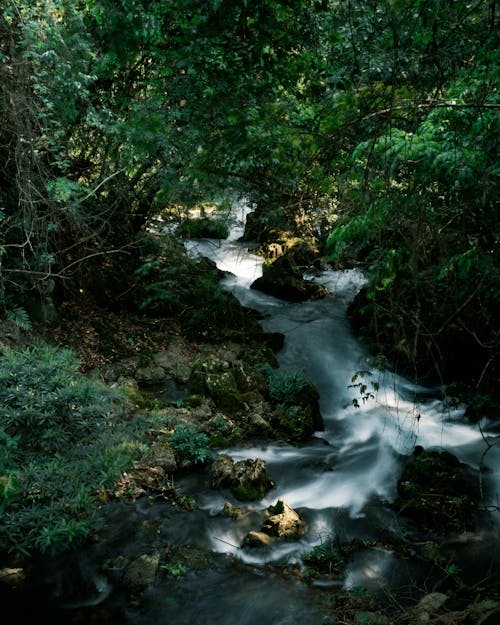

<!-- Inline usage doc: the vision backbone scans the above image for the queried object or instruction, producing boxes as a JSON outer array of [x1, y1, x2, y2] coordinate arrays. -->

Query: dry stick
[[2, 246, 133, 280], [213, 536, 241, 550]]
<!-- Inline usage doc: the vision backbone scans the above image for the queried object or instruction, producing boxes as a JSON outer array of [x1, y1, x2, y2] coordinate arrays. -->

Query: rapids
[[182, 201, 500, 587], [9, 203, 498, 625]]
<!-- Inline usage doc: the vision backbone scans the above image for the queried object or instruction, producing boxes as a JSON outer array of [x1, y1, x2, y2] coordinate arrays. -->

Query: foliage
[[0, 342, 144, 557], [0, 0, 497, 408], [5, 305, 32, 331], [0, 343, 117, 451], [259, 363, 309, 407], [134, 238, 254, 341], [176, 217, 229, 240], [323, 5, 499, 400], [168, 425, 211, 465]]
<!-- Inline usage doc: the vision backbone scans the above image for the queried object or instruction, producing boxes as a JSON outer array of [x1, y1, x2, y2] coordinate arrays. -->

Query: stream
[[181, 203, 500, 580], [11, 203, 499, 624]]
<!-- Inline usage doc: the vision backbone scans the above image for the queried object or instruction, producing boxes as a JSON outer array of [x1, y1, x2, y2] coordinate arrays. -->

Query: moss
[[232, 483, 268, 502], [392, 448, 479, 533]]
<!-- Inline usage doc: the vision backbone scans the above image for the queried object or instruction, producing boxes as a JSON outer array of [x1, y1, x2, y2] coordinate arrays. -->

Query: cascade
[[182, 200, 500, 588]]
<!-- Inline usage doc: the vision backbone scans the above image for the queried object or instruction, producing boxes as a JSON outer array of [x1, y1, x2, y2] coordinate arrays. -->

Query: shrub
[[0, 343, 120, 452], [258, 363, 309, 407], [0, 343, 144, 557], [169, 425, 211, 465]]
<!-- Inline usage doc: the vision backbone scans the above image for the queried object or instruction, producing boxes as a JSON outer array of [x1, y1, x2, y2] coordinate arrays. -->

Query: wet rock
[[265, 372, 324, 439], [210, 454, 274, 501], [122, 553, 160, 593], [243, 531, 275, 548], [250, 255, 330, 302], [242, 499, 306, 550], [262, 499, 306, 539], [249, 241, 330, 303], [222, 502, 244, 519], [392, 447, 479, 532]]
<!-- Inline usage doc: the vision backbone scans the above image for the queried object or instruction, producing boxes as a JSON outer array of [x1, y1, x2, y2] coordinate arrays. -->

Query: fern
[[5, 305, 32, 331]]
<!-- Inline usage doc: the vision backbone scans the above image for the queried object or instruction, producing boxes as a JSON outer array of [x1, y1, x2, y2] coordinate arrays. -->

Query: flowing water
[[183, 202, 500, 585], [13, 203, 499, 624]]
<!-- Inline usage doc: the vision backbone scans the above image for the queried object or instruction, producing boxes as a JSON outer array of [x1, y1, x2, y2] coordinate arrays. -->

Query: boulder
[[392, 447, 479, 532], [251, 247, 330, 302], [122, 554, 160, 593], [261, 499, 306, 539], [210, 454, 274, 501], [243, 531, 275, 548], [188, 355, 246, 413], [242, 499, 306, 548], [135, 365, 166, 385]]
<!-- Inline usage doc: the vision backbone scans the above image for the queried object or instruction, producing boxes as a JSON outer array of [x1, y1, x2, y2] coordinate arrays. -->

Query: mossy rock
[[176, 217, 229, 239], [210, 454, 275, 502], [392, 447, 479, 533], [188, 355, 246, 413], [269, 406, 317, 441]]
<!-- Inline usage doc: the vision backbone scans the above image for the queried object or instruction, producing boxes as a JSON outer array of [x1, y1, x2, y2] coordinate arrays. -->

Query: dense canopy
[[1, 0, 498, 403]]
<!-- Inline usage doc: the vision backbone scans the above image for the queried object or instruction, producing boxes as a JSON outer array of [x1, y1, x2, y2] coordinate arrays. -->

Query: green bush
[[176, 217, 229, 240], [0, 343, 119, 452], [0, 343, 144, 557], [169, 424, 211, 465], [259, 364, 309, 407]]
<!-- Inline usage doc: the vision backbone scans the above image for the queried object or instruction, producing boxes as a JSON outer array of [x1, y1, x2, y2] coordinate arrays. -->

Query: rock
[[0, 320, 26, 354], [97, 357, 140, 383], [152, 339, 194, 383], [248, 412, 272, 434], [241, 499, 305, 548], [188, 355, 246, 413], [262, 499, 306, 539], [210, 454, 274, 501], [243, 531, 275, 548], [135, 365, 166, 385], [222, 502, 244, 519], [250, 270, 330, 302], [0, 567, 25, 587], [116, 375, 139, 392], [144, 439, 178, 472], [392, 447, 478, 532], [250, 247, 330, 302], [122, 553, 160, 592]]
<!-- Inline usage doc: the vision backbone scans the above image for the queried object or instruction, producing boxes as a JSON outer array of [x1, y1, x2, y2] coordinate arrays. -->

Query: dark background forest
[[1, 0, 498, 409]]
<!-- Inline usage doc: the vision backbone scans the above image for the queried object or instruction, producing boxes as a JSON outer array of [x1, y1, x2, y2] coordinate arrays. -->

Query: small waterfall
[[182, 201, 500, 584]]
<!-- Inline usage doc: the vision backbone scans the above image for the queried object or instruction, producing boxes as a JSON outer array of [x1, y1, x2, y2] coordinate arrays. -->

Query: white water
[[183, 202, 500, 585]]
